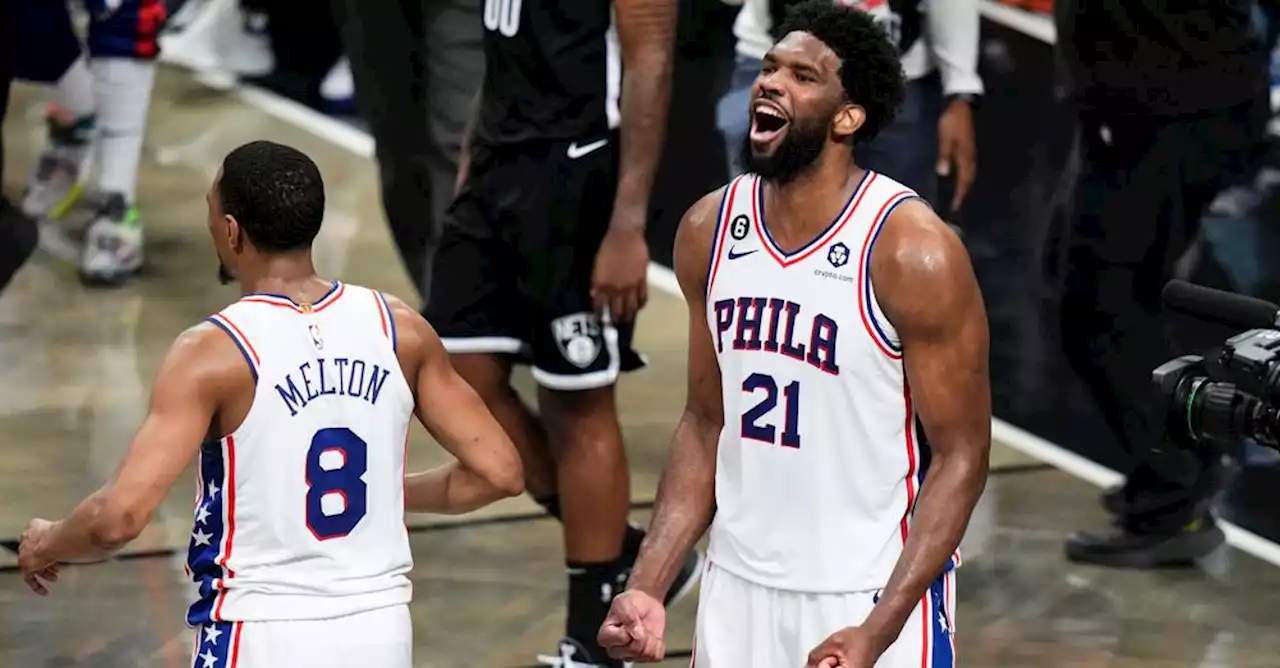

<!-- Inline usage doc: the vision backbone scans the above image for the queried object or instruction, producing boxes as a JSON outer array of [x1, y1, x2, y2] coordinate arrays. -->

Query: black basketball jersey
[[475, 0, 619, 146]]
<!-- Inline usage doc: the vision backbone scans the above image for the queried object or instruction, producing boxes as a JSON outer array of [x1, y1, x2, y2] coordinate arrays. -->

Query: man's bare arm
[[625, 189, 725, 600], [611, 0, 679, 232], [455, 88, 484, 194], [860, 201, 991, 650], [388, 299, 524, 514], [28, 325, 235, 564]]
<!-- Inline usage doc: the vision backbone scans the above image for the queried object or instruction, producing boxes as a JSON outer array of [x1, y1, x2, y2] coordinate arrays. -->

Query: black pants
[[0, 0, 12, 187], [329, 0, 483, 304], [1060, 98, 1267, 533]]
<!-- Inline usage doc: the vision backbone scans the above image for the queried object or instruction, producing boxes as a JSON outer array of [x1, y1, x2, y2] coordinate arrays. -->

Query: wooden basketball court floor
[[2, 70, 1280, 667]]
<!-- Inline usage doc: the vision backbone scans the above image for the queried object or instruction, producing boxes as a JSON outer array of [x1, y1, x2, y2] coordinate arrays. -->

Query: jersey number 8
[[305, 427, 369, 541], [483, 0, 522, 37]]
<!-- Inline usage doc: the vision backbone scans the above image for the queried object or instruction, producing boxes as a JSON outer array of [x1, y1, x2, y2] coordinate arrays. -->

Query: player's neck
[[238, 253, 328, 301], [763, 158, 864, 246]]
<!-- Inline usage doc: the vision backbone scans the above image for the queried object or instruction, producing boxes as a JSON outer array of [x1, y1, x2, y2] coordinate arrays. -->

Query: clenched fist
[[597, 590, 667, 662]]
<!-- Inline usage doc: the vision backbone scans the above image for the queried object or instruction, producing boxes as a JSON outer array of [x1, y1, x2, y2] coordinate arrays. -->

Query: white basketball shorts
[[189, 604, 412, 668], [692, 562, 956, 668]]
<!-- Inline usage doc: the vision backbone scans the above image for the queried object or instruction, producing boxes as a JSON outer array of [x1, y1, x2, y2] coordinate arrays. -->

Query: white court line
[[205, 73, 1280, 570]]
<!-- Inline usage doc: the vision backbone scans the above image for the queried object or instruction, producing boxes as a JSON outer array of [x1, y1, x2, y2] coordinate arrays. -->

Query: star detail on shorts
[[194, 504, 211, 526], [207, 480, 220, 499], [192, 528, 214, 547], [203, 625, 223, 645], [938, 611, 949, 634], [199, 649, 219, 668], [827, 242, 850, 269]]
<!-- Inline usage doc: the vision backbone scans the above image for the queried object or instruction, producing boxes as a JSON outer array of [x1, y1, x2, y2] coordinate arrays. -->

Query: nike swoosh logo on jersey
[[727, 246, 758, 260], [567, 138, 609, 159]]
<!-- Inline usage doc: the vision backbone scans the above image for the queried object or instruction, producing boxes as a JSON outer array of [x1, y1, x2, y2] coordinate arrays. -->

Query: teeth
[[755, 104, 784, 119]]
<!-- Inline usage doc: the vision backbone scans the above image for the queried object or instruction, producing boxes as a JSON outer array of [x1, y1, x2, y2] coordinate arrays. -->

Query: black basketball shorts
[[424, 133, 646, 391]]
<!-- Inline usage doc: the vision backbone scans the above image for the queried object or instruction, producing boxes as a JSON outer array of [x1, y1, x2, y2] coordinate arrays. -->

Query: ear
[[832, 104, 866, 140], [224, 215, 245, 253]]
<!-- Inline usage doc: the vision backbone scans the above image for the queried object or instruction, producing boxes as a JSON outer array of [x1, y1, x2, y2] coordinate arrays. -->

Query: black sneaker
[[0, 197, 38, 293], [1100, 455, 1236, 516], [1100, 483, 1125, 516], [536, 636, 631, 668], [664, 544, 704, 606], [621, 521, 704, 607], [1064, 513, 1225, 568]]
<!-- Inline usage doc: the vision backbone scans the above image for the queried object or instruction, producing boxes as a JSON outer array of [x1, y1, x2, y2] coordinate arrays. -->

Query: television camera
[[1154, 280, 1280, 449]]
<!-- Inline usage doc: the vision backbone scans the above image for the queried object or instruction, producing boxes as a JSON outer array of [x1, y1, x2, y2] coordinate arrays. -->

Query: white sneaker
[[536, 638, 633, 668], [159, 0, 233, 73], [320, 57, 353, 102], [80, 193, 144, 286], [21, 112, 95, 220], [219, 9, 274, 76]]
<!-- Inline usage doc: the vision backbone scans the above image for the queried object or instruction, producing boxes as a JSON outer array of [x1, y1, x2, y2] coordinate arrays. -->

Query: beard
[[739, 114, 828, 185], [217, 262, 234, 285]]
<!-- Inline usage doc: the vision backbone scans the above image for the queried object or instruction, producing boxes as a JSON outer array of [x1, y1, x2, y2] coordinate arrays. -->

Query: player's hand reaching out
[[18, 518, 62, 596], [591, 219, 650, 323], [598, 590, 667, 662], [805, 625, 888, 668]]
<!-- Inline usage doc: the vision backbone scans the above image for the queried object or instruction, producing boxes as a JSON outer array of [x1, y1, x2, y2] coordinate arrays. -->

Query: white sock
[[55, 56, 96, 120], [89, 58, 157, 206]]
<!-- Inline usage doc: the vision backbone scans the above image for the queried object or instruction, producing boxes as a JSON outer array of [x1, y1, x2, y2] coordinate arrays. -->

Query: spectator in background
[[0, 0, 39, 293], [13, 0, 167, 286], [328, 0, 482, 304], [717, 0, 982, 212], [1055, 0, 1272, 567]]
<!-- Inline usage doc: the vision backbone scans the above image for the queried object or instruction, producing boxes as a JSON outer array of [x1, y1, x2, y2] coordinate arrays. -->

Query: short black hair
[[777, 0, 905, 143], [218, 140, 325, 252]]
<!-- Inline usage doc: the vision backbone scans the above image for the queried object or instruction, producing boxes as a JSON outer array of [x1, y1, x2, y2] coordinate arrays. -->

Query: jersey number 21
[[483, 0, 522, 37], [741, 373, 802, 448]]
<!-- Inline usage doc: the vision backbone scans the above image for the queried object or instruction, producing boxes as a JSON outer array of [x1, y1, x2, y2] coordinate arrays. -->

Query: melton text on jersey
[[274, 358, 392, 416]]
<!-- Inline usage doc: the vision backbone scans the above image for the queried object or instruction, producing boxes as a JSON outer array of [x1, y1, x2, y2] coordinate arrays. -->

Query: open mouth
[[750, 102, 789, 145]]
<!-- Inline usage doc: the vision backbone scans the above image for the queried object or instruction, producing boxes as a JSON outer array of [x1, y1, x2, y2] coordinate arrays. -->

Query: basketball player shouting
[[599, 2, 991, 666], [425, 0, 700, 665], [17, 141, 525, 667]]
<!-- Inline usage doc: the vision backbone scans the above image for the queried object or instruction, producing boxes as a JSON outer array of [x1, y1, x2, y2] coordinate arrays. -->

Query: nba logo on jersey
[[310, 324, 324, 350], [551, 313, 602, 368]]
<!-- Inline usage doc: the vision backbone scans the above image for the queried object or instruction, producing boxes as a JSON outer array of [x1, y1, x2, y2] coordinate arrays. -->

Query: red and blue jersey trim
[[705, 176, 746, 301], [922, 571, 957, 668], [206, 313, 260, 382], [373, 290, 398, 351], [190, 620, 244, 668], [240, 281, 345, 313], [856, 190, 918, 360], [187, 435, 239, 627], [753, 170, 874, 267], [899, 383, 962, 575]]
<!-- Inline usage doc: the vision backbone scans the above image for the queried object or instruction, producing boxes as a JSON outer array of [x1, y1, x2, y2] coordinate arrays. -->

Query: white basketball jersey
[[186, 282, 415, 625], [704, 172, 961, 593]]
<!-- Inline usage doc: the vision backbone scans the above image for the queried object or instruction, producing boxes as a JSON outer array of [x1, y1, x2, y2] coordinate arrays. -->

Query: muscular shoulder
[[166, 321, 256, 401], [672, 186, 730, 301], [869, 199, 981, 333], [380, 292, 443, 392]]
